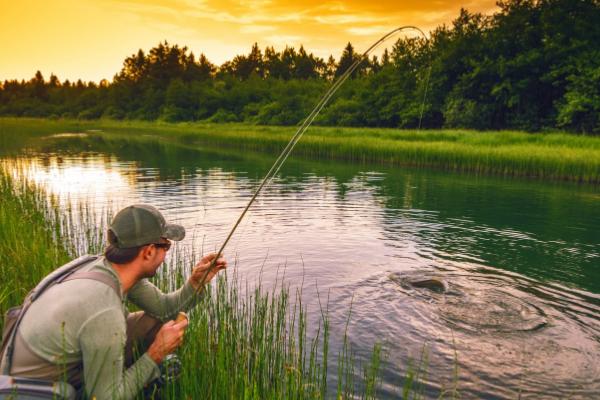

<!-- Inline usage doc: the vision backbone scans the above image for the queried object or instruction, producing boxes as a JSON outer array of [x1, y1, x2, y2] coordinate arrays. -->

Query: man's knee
[[124, 312, 163, 366]]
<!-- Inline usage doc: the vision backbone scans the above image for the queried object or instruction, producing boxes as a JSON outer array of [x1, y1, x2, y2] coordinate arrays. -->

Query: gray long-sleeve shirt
[[11, 256, 199, 399]]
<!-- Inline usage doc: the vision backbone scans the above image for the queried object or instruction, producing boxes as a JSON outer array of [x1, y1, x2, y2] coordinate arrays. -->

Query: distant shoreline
[[1, 117, 599, 184]]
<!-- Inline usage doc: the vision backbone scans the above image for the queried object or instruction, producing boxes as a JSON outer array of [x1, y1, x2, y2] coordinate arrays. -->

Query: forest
[[1, 0, 599, 133]]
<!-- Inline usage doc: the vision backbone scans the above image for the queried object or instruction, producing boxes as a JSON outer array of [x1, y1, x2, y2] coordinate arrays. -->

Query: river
[[2, 132, 599, 399]]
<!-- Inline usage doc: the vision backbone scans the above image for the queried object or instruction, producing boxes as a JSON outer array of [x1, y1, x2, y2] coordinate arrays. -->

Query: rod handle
[[175, 312, 188, 324]]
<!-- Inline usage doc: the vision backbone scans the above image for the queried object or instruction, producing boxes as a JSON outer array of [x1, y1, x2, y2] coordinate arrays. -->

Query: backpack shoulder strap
[[61, 271, 120, 297], [29, 255, 100, 301]]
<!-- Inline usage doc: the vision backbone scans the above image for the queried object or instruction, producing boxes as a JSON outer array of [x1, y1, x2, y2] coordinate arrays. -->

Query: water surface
[[2, 133, 599, 399]]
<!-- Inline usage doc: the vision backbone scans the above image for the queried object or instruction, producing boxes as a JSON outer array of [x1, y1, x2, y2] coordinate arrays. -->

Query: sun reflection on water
[[1, 154, 136, 210]]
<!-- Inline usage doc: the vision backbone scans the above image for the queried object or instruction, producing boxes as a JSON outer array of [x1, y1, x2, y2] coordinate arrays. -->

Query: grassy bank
[[0, 170, 441, 398], [1, 117, 599, 183]]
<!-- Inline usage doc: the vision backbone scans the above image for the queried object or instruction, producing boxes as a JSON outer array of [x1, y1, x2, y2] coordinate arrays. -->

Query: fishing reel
[[157, 353, 183, 385]]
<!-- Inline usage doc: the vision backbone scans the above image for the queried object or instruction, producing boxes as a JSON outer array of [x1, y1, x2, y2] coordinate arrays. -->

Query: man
[[2, 204, 226, 399]]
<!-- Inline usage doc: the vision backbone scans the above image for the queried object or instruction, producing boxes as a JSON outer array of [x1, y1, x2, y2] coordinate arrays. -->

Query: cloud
[[240, 25, 276, 33], [313, 14, 386, 25], [346, 26, 395, 37], [264, 35, 303, 47], [238, 0, 273, 7], [4, 0, 500, 81]]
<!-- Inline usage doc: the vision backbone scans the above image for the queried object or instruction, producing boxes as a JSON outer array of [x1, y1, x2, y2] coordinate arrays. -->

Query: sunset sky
[[1, 0, 498, 83]]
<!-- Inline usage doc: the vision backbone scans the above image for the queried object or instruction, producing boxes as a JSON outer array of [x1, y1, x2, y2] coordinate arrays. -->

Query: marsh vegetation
[[2, 118, 599, 183]]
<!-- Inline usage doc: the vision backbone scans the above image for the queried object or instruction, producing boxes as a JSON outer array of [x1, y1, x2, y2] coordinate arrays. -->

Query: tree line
[[1, 0, 599, 133]]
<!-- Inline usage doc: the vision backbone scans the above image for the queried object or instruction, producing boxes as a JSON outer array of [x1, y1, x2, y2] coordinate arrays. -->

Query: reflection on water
[[6, 155, 132, 202], [2, 136, 600, 399]]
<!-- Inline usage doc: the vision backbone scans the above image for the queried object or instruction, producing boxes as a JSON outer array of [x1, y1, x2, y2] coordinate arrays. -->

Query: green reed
[[153, 251, 390, 399], [1, 167, 421, 399], [1, 117, 599, 183], [0, 173, 69, 325]]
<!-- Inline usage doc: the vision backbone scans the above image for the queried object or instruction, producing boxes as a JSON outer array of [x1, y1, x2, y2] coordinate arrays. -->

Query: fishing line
[[418, 61, 433, 130], [197, 25, 429, 288]]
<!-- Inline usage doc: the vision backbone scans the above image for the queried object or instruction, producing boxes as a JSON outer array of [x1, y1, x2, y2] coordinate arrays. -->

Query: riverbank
[[1, 117, 599, 183]]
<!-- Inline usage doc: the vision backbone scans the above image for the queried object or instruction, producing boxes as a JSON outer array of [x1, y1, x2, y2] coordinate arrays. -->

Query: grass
[[0, 173, 70, 318], [1, 117, 599, 183], [166, 270, 383, 399], [0, 168, 447, 399]]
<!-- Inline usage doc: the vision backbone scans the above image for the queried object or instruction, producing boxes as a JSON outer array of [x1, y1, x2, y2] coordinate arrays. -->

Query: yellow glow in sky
[[0, 0, 498, 83]]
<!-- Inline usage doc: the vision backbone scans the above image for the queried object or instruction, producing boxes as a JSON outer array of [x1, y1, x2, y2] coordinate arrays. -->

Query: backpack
[[0, 254, 119, 399]]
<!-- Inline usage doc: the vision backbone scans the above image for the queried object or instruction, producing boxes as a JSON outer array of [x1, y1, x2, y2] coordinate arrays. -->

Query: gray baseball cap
[[108, 204, 185, 248]]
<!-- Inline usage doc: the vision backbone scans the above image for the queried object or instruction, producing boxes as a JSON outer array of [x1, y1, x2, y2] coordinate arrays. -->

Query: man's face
[[142, 238, 171, 278]]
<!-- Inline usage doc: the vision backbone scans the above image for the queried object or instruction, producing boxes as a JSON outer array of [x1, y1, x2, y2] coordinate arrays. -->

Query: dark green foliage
[[335, 42, 365, 79], [1, 0, 599, 133], [556, 52, 600, 133]]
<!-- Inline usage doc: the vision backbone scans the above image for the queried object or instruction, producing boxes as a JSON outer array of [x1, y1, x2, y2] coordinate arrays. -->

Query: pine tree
[[335, 42, 365, 78], [325, 55, 337, 81]]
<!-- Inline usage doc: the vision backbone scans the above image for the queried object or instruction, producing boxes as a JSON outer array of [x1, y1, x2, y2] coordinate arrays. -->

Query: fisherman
[[0, 204, 227, 399]]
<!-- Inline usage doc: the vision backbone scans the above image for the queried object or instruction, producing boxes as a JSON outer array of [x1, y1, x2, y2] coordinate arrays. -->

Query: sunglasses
[[153, 241, 172, 251]]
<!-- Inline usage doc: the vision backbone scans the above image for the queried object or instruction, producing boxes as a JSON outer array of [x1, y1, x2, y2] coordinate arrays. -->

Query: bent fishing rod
[[196, 26, 429, 290]]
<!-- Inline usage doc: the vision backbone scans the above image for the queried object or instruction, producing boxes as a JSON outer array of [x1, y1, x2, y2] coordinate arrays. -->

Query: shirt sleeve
[[79, 307, 160, 400], [127, 279, 201, 321]]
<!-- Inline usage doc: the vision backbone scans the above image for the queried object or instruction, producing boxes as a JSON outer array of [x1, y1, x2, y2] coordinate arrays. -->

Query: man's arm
[[127, 253, 227, 321], [127, 279, 197, 321]]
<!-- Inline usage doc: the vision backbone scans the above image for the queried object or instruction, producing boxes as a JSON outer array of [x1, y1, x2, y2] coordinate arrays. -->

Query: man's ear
[[140, 244, 155, 260]]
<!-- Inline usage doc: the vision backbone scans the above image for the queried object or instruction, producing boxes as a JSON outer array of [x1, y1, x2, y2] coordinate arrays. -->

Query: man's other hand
[[189, 253, 227, 289], [147, 319, 188, 364]]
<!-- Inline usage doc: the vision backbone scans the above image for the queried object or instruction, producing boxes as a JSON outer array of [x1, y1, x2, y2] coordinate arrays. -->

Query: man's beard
[[143, 262, 162, 278]]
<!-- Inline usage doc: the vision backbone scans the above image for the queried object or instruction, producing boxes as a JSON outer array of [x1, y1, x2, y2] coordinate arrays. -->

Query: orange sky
[[0, 0, 498, 83]]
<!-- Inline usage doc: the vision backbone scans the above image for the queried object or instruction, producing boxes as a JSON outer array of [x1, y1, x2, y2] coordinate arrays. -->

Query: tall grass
[[170, 276, 385, 399], [1, 117, 599, 183], [1, 168, 432, 399], [0, 173, 69, 323], [0, 118, 85, 156]]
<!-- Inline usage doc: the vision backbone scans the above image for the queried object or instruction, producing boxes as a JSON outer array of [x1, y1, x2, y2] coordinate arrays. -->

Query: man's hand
[[147, 319, 188, 364], [189, 253, 227, 290]]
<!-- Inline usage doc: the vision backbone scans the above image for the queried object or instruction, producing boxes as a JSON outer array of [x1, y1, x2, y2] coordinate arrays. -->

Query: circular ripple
[[389, 271, 549, 334], [439, 289, 548, 333]]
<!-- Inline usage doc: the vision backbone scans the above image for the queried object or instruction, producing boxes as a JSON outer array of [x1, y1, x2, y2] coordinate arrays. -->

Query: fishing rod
[[196, 25, 429, 290]]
